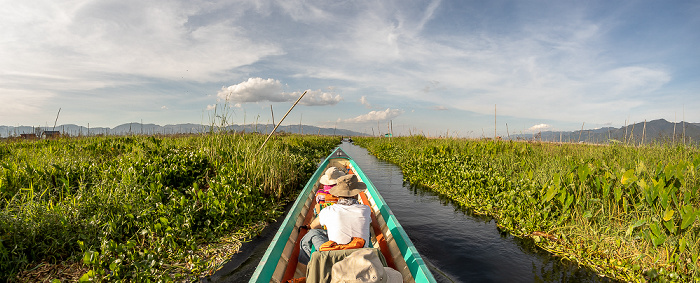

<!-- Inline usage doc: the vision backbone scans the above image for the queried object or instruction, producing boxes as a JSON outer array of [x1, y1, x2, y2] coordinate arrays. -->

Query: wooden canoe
[[249, 147, 436, 283]]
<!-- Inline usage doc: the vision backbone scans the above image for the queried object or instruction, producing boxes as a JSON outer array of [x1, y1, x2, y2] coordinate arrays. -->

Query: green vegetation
[[0, 134, 338, 281], [355, 136, 700, 282]]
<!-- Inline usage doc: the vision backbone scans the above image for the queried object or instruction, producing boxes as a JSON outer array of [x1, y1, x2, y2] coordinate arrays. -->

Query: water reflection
[[340, 142, 615, 283]]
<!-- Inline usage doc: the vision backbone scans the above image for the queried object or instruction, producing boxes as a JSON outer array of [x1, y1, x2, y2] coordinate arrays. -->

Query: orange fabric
[[286, 277, 306, 283], [324, 194, 339, 203], [319, 237, 365, 251], [344, 165, 354, 175]]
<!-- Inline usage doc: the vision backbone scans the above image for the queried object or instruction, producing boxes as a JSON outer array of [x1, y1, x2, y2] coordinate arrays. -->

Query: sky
[[2, 0, 699, 138]]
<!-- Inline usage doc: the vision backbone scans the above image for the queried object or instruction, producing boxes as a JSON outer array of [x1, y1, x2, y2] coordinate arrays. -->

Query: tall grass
[[0, 133, 338, 281], [355, 136, 700, 282]]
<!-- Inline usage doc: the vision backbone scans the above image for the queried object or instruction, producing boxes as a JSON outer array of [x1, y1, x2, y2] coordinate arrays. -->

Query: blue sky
[[2, 0, 699, 137]]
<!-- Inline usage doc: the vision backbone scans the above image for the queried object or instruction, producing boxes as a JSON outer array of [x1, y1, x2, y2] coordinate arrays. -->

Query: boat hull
[[250, 147, 436, 283]]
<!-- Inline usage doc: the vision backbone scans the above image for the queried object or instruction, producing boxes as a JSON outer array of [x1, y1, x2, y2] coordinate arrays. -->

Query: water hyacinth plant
[[354, 136, 700, 282], [0, 133, 338, 281]]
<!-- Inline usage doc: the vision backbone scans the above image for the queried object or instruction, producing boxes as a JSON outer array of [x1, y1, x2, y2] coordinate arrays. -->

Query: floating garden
[[355, 136, 700, 282]]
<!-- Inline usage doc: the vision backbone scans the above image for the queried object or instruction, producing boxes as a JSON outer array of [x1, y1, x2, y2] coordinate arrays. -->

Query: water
[[206, 142, 613, 282]]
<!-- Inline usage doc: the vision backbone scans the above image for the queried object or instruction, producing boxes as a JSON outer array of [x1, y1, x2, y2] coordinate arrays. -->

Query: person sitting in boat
[[316, 167, 345, 204], [298, 174, 371, 267]]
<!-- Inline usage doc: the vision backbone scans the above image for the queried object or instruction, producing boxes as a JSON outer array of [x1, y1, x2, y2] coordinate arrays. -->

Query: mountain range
[[3, 119, 699, 145], [0, 123, 367, 138], [510, 119, 700, 145]]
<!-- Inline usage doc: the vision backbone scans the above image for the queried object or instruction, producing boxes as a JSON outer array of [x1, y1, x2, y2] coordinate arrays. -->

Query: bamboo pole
[[683, 106, 686, 144], [52, 108, 61, 131], [506, 123, 510, 140], [673, 113, 677, 144], [624, 119, 628, 144], [642, 120, 646, 146], [258, 90, 307, 152]]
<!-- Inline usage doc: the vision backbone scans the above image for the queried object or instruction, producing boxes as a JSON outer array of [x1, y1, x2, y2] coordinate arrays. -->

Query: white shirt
[[318, 203, 371, 246]]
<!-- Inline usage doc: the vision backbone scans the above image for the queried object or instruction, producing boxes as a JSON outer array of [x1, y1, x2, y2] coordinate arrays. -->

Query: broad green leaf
[[602, 182, 611, 198], [79, 271, 95, 283], [577, 165, 589, 183], [621, 169, 637, 185], [650, 222, 662, 238], [563, 194, 574, 212], [637, 179, 648, 191], [649, 222, 666, 246], [659, 188, 670, 210], [679, 237, 687, 254], [681, 207, 697, 230], [663, 219, 677, 235], [543, 185, 558, 202], [662, 208, 675, 222], [614, 186, 622, 203], [664, 163, 675, 181], [650, 233, 666, 246], [626, 219, 646, 236]]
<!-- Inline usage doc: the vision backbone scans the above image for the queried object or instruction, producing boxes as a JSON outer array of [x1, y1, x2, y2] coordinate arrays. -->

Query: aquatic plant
[[355, 137, 700, 282], [0, 134, 338, 281]]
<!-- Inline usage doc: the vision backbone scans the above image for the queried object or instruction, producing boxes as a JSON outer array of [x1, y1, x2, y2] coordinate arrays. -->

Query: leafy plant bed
[[354, 136, 700, 282], [0, 134, 338, 281]]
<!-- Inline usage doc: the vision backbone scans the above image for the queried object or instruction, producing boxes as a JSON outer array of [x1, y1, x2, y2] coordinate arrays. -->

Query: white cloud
[[528, 124, 551, 132], [217, 78, 341, 106], [344, 108, 404, 123], [217, 78, 286, 102], [161, 106, 168, 110], [360, 96, 372, 108], [298, 89, 342, 106], [432, 106, 448, 111], [206, 104, 217, 110]]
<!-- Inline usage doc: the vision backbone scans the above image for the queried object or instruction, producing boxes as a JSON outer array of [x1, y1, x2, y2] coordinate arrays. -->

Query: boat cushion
[[306, 248, 387, 283]]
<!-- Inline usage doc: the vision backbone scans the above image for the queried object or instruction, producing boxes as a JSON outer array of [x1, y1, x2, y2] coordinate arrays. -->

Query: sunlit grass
[[0, 133, 339, 281]]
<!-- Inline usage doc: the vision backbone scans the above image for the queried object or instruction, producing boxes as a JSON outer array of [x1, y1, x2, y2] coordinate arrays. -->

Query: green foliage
[[0, 134, 338, 281], [355, 137, 700, 282]]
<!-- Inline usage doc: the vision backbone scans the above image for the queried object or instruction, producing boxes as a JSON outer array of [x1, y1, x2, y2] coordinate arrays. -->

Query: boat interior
[[271, 157, 415, 283]]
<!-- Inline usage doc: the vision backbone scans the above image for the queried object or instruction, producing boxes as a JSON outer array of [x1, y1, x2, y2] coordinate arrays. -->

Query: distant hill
[[511, 119, 700, 145], [0, 123, 367, 138]]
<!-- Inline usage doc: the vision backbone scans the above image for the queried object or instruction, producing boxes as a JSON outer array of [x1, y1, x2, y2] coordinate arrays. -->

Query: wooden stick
[[52, 108, 61, 131], [642, 120, 646, 146], [259, 90, 307, 152]]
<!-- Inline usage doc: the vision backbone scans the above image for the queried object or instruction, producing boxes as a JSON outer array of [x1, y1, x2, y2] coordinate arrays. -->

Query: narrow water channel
[[338, 142, 612, 283], [206, 142, 613, 282]]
